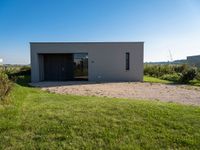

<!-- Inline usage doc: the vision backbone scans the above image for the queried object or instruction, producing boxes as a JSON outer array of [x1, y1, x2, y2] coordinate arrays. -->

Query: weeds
[[0, 72, 12, 102]]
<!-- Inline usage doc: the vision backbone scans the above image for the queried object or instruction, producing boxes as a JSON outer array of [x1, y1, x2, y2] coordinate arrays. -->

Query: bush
[[0, 72, 12, 102], [18, 66, 31, 76], [144, 64, 175, 77], [5, 66, 31, 80], [196, 74, 200, 81], [160, 73, 181, 82], [196, 69, 200, 81], [144, 64, 199, 84], [174, 64, 189, 73], [10, 66, 30, 76], [179, 67, 197, 83]]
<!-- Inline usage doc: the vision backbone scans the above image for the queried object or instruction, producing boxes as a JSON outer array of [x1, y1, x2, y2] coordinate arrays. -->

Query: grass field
[[144, 76, 173, 84], [144, 75, 200, 86], [190, 79, 200, 86], [0, 80, 200, 149]]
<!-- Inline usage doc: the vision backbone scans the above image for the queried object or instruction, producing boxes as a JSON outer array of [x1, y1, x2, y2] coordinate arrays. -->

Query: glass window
[[73, 53, 88, 80], [126, 52, 130, 70]]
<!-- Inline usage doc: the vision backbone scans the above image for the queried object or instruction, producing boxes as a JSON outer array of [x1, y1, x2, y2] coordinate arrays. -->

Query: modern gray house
[[30, 42, 144, 82]]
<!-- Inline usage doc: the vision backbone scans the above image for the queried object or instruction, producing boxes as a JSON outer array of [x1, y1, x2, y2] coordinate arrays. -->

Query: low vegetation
[[143, 76, 173, 84], [0, 65, 30, 102], [144, 64, 200, 85], [0, 72, 12, 102]]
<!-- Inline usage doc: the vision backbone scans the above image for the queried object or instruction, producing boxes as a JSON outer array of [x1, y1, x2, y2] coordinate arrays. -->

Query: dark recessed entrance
[[43, 53, 88, 81]]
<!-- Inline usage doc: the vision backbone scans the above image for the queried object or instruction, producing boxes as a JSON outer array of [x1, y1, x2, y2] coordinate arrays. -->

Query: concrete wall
[[30, 42, 144, 82]]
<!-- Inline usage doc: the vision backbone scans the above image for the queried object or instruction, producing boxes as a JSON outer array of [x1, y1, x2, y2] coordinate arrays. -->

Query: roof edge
[[30, 41, 144, 44]]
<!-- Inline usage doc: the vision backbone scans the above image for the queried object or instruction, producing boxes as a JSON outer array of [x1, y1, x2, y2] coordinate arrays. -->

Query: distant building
[[187, 55, 200, 67]]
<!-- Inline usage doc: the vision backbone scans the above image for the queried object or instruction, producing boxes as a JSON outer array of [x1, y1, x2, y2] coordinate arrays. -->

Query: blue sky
[[0, 0, 200, 64]]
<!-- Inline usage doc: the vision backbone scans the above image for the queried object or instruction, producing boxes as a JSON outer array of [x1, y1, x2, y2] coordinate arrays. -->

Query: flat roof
[[30, 42, 144, 44]]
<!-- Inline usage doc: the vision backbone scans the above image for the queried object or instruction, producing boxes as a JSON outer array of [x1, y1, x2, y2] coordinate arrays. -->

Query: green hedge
[[144, 64, 199, 83]]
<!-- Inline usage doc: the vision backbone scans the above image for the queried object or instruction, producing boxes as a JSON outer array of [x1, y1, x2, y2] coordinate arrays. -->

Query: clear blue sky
[[0, 0, 200, 64]]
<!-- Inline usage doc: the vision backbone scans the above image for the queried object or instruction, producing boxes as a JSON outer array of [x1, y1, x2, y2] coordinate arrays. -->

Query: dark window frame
[[126, 52, 130, 70], [73, 53, 88, 81]]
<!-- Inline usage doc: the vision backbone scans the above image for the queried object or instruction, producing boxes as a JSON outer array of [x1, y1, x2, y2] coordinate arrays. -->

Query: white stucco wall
[[30, 42, 144, 82]]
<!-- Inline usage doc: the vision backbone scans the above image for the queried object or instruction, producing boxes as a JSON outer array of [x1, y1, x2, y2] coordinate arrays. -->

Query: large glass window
[[73, 53, 88, 80]]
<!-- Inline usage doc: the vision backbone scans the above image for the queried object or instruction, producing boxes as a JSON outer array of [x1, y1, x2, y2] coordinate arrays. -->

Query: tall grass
[[0, 72, 12, 102], [0, 65, 30, 102]]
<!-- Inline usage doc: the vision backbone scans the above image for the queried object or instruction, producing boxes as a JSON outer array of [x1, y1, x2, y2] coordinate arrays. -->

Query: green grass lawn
[[189, 79, 200, 86], [144, 76, 173, 84], [144, 76, 200, 87], [0, 83, 200, 149]]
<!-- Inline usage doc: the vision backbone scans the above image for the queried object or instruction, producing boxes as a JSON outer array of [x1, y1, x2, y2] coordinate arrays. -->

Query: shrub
[[160, 73, 181, 82], [179, 67, 197, 83], [144, 64, 175, 78], [174, 64, 189, 73], [196, 69, 200, 81], [0, 72, 12, 102], [144, 64, 199, 84], [6, 66, 31, 79], [18, 66, 31, 76]]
